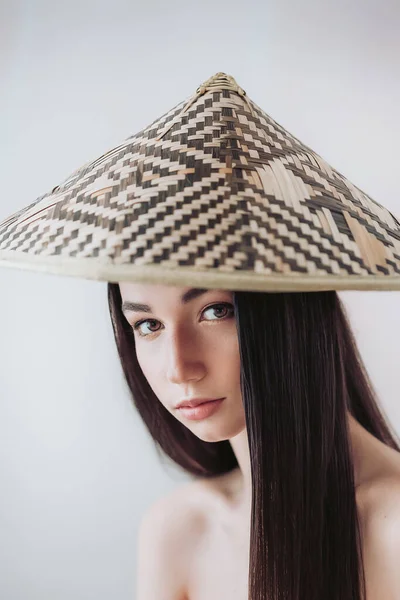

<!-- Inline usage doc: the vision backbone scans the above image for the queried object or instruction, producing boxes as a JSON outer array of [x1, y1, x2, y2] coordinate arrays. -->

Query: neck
[[228, 428, 252, 513]]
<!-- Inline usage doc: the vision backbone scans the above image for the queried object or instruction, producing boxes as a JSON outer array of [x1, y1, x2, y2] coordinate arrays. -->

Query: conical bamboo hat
[[1, 71, 399, 291]]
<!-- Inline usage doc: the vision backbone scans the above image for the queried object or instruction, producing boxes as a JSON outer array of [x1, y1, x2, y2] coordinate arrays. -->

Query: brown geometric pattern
[[0, 71, 399, 291]]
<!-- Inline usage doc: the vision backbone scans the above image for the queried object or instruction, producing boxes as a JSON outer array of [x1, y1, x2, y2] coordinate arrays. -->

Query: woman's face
[[118, 282, 246, 442]]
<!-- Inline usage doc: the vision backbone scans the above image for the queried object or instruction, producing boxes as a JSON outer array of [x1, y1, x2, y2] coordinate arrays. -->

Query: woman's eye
[[132, 303, 234, 339]]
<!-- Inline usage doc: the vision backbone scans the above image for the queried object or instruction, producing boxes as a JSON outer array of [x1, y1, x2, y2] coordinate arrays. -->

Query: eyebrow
[[121, 288, 210, 315]]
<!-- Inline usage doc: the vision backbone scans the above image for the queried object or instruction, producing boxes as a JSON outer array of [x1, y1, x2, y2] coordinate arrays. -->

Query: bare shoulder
[[136, 480, 209, 600], [139, 479, 209, 553], [357, 464, 400, 598], [357, 444, 400, 523]]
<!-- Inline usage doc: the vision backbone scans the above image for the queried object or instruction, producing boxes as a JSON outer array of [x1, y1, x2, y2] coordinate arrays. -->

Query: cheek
[[227, 336, 243, 387], [214, 334, 242, 385], [135, 348, 155, 380], [229, 346, 242, 385], [225, 331, 241, 362], [135, 355, 165, 404]]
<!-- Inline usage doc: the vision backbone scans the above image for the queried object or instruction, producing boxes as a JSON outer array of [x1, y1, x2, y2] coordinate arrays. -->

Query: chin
[[188, 421, 245, 444]]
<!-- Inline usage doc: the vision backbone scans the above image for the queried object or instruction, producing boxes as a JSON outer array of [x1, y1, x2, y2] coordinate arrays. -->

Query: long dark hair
[[107, 282, 400, 600]]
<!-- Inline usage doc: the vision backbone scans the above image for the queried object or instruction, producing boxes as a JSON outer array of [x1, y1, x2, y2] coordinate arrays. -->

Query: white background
[[0, 0, 399, 598]]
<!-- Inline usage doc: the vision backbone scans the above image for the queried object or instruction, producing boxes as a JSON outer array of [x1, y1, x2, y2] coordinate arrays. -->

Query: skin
[[118, 282, 400, 519]]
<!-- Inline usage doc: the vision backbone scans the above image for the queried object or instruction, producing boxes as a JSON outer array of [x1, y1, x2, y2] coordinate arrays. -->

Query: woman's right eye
[[133, 319, 160, 338]]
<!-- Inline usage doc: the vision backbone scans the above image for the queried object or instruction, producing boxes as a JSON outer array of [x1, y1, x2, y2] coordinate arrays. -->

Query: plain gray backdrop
[[0, 0, 399, 598]]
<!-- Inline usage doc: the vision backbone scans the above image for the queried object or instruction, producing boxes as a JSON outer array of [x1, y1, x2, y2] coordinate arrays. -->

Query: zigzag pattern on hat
[[0, 72, 399, 290]]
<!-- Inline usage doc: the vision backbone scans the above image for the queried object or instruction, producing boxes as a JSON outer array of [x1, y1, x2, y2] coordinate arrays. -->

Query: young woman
[[109, 281, 400, 600], [1, 70, 399, 599]]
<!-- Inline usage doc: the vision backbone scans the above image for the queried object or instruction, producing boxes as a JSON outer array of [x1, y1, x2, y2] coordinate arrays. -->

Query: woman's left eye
[[132, 302, 235, 339]]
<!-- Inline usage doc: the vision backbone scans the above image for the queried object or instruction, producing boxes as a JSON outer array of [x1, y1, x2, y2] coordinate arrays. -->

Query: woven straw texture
[[0, 71, 399, 291]]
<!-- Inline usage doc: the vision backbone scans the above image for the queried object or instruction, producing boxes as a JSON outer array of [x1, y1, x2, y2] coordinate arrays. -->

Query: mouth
[[176, 397, 225, 409], [176, 398, 225, 421]]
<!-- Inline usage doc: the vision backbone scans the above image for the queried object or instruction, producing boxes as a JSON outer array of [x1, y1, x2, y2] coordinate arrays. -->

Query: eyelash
[[131, 303, 235, 339]]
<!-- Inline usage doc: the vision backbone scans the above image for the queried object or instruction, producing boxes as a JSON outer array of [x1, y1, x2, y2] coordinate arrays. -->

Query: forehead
[[118, 282, 206, 304], [119, 282, 234, 296], [118, 282, 187, 298], [118, 283, 232, 315]]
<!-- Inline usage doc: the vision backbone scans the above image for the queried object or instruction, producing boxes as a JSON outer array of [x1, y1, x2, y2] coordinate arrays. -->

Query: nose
[[165, 328, 206, 384]]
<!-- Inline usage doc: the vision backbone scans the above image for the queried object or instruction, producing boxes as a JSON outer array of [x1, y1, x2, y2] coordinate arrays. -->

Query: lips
[[177, 398, 225, 421], [176, 397, 224, 409]]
